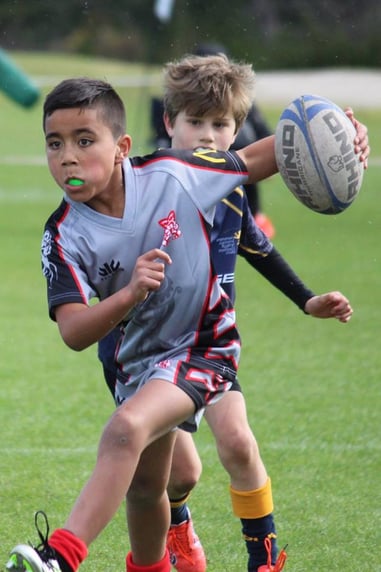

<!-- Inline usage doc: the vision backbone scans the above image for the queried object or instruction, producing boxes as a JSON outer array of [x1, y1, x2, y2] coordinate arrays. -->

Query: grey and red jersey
[[42, 147, 248, 387]]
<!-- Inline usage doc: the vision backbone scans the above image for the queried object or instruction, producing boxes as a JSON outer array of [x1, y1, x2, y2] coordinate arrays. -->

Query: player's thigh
[[205, 390, 253, 447], [116, 378, 196, 445]]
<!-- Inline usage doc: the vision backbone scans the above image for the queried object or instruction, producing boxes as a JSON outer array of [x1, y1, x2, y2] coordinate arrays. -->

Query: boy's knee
[[127, 473, 168, 506], [101, 406, 146, 451], [217, 429, 259, 468], [167, 469, 200, 498], [168, 450, 202, 497]]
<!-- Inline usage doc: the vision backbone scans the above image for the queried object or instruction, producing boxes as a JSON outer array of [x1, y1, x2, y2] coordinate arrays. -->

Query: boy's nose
[[61, 149, 78, 165], [200, 126, 214, 143]]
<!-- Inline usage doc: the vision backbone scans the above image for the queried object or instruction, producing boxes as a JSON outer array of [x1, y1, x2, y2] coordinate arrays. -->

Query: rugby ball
[[275, 94, 364, 214]]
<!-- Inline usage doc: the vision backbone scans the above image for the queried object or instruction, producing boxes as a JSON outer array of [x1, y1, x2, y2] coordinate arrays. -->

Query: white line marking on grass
[[1, 155, 381, 167], [0, 156, 46, 165], [0, 447, 97, 456], [266, 440, 381, 452], [2, 438, 380, 459], [0, 189, 55, 202], [200, 439, 381, 454], [33, 75, 161, 88]]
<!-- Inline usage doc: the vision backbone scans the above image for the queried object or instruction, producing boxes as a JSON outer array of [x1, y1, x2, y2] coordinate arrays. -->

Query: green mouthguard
[[68, 178, 83, 186]]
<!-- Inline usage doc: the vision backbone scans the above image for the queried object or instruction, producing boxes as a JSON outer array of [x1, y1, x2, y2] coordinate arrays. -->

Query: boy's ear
[[231, 131, 238, 147], [163, 112, 173, 137], [115, 134, 132, 163]]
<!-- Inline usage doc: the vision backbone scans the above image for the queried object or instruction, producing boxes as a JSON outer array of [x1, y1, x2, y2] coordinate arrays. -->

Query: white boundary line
[[1, 156, 381, 167], [0, 447, 97, 455], [31, 69, 381, 109], [1, 440, 380, 455]]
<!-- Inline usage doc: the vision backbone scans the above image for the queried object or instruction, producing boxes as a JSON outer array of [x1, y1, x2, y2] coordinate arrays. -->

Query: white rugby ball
[[275, 94, 364, 214]]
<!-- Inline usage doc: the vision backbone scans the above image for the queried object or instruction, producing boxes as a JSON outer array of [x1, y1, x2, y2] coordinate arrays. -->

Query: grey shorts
[[115, 353, 239, 432]]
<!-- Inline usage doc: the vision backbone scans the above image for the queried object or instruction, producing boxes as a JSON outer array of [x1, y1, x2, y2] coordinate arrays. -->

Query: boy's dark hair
[[43, 78, 126, 139]]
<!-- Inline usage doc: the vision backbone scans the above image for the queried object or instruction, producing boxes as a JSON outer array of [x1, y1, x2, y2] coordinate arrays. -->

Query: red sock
[[49, 529, 88, 572], [126, 549, 170, 572]]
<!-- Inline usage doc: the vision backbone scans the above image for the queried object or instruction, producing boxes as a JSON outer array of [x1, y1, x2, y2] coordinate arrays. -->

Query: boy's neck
[[85, 167, 125, 218]]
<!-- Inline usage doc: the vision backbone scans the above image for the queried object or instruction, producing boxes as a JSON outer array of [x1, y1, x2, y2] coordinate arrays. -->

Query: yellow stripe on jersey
[[221, 186, 245, 215], [192, 148, 227, 163], [239, 243, 269, 257], [221, 197, 243, 216]]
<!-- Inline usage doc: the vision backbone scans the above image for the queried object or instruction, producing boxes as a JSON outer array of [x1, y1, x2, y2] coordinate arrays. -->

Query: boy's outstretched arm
[[242, 246, 315, 311], [236, 135, 277, 184], [304, 291, 353, 323], [237, 110, 370, 184], [241, 247, 352, 323]]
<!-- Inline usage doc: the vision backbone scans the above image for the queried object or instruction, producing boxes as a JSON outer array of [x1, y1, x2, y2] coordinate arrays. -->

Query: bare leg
[[205, 390, 267, 490], [127, 431, 177, 564], [205, 391, 277, 570], [167, 430, 202, 499], [63, 380, 195, 547]]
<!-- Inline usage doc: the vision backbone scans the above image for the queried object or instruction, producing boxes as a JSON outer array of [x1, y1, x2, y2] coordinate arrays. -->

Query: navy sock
[[169, 500, 189, 525], [241, 513, 277, 572]]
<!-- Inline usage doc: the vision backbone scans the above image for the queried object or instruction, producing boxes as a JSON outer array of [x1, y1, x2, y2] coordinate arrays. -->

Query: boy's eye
[[79, 138, 92, 147], [47, 140, 61, 150]]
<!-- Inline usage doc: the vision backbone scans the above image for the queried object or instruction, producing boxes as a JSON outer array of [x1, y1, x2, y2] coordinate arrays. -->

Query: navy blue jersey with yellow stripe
[[211, 186, 272, 302]]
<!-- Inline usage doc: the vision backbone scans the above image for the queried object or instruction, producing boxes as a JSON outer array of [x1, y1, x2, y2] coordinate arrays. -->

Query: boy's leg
[[100, 350, 205, 570], [205, 391, 283, 572], [64, 379, 195, 545], [126, 431, 177, 563], [126, 550, 171, 572], [166, 431, 206, 572], [230, 481, 279, 572], [7, 379, 195, 572], [167, 431, 202, 517]]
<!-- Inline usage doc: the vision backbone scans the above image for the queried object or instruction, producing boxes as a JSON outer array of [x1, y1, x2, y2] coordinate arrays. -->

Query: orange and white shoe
[[257, 537, 287, 572], [167, 510, 206, 572]]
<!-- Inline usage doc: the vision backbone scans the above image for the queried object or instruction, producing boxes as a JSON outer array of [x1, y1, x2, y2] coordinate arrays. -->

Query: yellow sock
[[230, 477, 274, 519]]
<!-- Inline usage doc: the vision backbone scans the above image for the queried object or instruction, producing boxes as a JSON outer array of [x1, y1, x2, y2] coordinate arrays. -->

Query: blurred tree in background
[[0, 0, 380, 69]]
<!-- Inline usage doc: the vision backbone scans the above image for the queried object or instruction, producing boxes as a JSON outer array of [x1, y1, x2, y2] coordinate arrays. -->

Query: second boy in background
[[150, 42, 275, 238]]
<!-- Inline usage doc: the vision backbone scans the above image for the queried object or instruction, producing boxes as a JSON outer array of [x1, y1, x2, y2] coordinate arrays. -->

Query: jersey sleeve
[[238, 192, 273, 259], [133, 148, 249, 225], [246, 247, 315, 311], [41, 202, 97, 320], [237, 194, 314, 310]]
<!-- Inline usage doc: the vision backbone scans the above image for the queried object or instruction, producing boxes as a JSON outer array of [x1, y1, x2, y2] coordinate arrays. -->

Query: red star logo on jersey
[[158, 210, 182, 247]]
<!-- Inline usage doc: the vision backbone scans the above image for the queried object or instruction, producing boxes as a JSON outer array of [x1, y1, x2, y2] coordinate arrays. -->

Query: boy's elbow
[[58, 325, 88, 352], [61, 333, 87, 352], [55, 303, 91, 351], [64, 338, 87, 352]]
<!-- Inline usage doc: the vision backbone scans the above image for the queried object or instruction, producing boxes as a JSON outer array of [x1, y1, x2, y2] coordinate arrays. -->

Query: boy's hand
[[304, 292, 353, 323], [344, 107, 370, 169], [128, 248, 172, 304]]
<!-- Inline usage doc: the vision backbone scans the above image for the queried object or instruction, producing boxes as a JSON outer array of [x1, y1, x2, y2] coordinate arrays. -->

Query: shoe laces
[[167, 522, 194, 565], [31, 511, 58, 563], [264, 536, 288, 571]]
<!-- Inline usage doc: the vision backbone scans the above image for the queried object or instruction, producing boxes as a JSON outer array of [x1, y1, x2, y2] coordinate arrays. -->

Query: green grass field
[[0, 52, 380, 572]]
